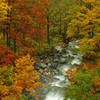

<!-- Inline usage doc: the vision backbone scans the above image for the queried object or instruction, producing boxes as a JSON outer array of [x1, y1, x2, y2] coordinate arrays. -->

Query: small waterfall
[[44, 40, 82, 100]]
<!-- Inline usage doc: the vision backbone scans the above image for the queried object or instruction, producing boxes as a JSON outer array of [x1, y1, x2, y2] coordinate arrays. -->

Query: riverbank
[[23, 40, 83, 100]]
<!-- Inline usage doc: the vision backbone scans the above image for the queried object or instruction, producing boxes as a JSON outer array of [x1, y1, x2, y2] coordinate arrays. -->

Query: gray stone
[[51, 63, 58, 69], [54, 59, 59, 63], [40, 63, 47, 68], [39, 69, 43, 73], [59, 57, 67, 63], [48, 63, 51, 67], [45, 60, 50, 65], [57, 54, 62, 59], [62, 55, 67, 58], [44, 72, 49, 76], [62, 48, 66, 53], [34, 62, 40, 67]]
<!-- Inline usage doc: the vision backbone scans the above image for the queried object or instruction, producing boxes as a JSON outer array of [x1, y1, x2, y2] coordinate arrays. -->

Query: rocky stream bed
[[24, 40, 83, 100]]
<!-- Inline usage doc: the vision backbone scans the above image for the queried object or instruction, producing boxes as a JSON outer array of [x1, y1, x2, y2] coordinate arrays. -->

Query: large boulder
[[59, 57, 67, 63]]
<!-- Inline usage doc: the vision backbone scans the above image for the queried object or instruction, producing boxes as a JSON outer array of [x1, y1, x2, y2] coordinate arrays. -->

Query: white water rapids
[[44, 40, 83, 100]]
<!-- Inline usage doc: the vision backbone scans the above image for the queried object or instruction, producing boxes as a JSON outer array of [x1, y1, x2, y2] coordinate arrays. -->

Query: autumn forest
[[0, 0, 100, 100]]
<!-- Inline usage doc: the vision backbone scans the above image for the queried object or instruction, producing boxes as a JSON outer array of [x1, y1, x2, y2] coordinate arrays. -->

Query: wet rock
[[45, 60, 50, 65], [40, 63, 47, 69], [44, 55, 48, 58], [40, 56, 43, 60], [54, 59, 59, 63], [62, 55, 67, 58], [55, 46, 62, 52], [59, 57, 67, 63], [34, 67, 39, 70], [41, 60, 44, 63], [39, 69, 43, 73], [43, 78, 49, 83], [54, 71, 58, 75], [62, 48, 66, 53], [34, 61, 40, 67], [44, 72, 49, 76], [48, 63, 51, 67], [50, 53, 54, 56], [35, 56, 40, 59], [57, 54, 62, 58], [36, 79, 42, 82], [51, 63, 58, 69]]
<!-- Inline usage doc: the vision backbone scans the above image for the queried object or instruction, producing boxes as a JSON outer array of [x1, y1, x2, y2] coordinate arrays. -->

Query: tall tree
[[2, 0, 49, 54], [68, 0, 100, 59]]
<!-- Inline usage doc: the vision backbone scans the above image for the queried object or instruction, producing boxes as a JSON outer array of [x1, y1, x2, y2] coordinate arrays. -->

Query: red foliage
[[0, 45, 18, 66], [85, 62, 95, 69], [97, 59, 100, 67], [9, 0, 49, 41]]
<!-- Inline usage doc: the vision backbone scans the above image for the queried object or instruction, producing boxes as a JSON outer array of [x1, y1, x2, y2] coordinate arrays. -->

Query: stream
[[43, 40, 83, 100], [26, 40, 83, 100]]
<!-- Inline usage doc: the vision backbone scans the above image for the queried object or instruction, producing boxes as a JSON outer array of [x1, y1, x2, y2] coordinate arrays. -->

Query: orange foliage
[[0, 54, 41, 100], [85, 62, 95, 69], [0, 45, 18, 65], [3, 0, 49, 54], [34, 97, 39, 100], [66, 60, 100, 97], [97, 59, 100, 67], [91, 76, 100, 94]]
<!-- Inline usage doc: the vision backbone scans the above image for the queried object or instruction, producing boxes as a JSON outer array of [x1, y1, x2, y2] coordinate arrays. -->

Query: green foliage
[[65, 61, 100, 100], [20, 94, 29, 100], [50, 34, 67, 47], [0, 52, 41, 100], [71, 48, 80, 53], [67, 0, 100, 60], [36, 42, 53, 55]]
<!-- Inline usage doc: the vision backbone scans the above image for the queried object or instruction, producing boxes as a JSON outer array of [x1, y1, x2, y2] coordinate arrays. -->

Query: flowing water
[[44, 40, 83, 100]]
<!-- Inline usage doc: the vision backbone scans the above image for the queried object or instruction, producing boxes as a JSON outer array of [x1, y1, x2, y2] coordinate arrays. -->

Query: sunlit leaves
[[67, 0, 100, 59], [0, 0, 49, 54], [65, 61, 100, 100], [0, 53, 41, 100], [0, 0, 11, 21], [0, 45, 18, 65]]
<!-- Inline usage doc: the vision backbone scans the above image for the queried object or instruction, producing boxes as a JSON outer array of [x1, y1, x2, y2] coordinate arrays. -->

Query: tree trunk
[[47, 8, 50, 44], [63, 23, 68, 43], [59, 15, 62, 35], [14, 38, 16, 52], [6, 0, 11, 47]]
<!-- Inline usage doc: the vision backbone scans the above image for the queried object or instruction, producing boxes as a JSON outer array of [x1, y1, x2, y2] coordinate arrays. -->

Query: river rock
[[57, 54, 62, 59], [39, 69, 43, 73], [34, 61, 40, 67], [48, 63, 51, 67], [61, 48, 67, 53], [54, 59, 59, 63], [59, 57, 67, 63], [45, 60, 51, 65], [62, 55, 67, 58], [51, 63, 58, 69], [40, 63, 47, 69]]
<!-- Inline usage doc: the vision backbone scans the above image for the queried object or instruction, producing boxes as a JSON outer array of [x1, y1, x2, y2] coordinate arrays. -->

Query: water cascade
[[44, 40, 83, 100]]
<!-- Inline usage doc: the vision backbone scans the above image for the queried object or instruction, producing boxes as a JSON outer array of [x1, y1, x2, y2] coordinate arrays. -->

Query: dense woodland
[[0, 0, 100, 100]]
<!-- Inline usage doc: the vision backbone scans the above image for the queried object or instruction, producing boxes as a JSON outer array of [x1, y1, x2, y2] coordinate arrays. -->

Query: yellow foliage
[[68, 0, 100, 58], [0, 54, 41, 100], [0, 0, 11, 21], [91, 76, 100, 94]]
